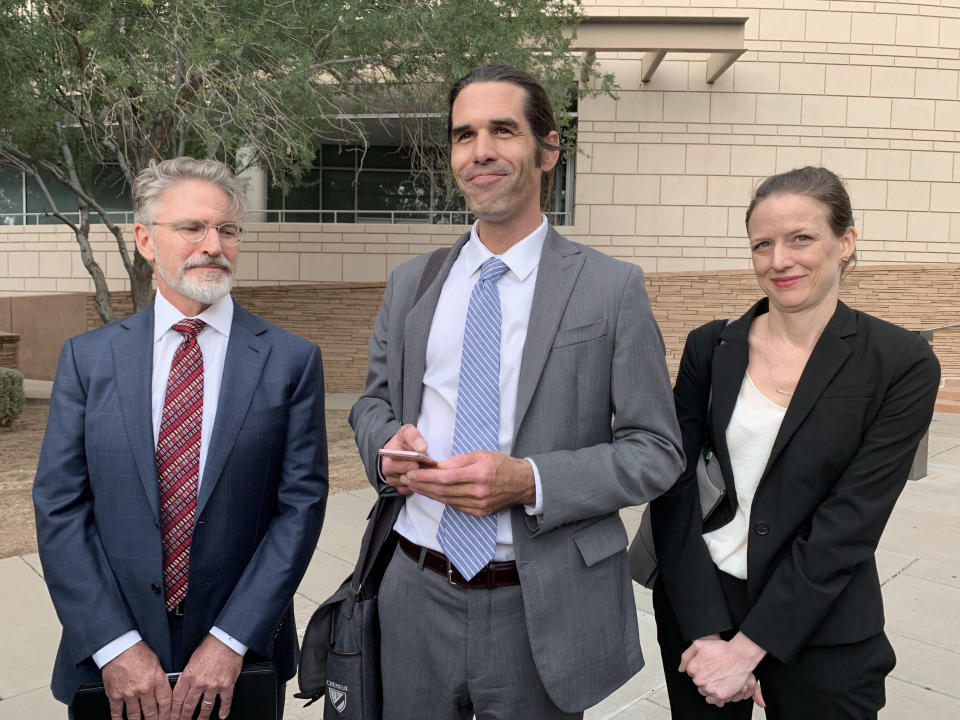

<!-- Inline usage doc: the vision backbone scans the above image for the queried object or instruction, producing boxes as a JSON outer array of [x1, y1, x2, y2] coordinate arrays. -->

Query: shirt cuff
[[523, 458, 543, 516], [210, 626, 248, 657], [92, 631, 142, 669]]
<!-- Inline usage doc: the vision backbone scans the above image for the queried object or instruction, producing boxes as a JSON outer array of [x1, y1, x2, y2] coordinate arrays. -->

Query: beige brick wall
[[0, 332, 19, 370], [0, 222, 470, 296], [1, 0, 957, 289], [84, 264, 960, 392], [86, 283, 386, 393], [649, 264, 960, 380], [570, 0, 960, 272]]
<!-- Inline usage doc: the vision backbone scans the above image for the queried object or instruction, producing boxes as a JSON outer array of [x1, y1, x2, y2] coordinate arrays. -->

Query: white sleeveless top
[[702, 373, 786, 579]]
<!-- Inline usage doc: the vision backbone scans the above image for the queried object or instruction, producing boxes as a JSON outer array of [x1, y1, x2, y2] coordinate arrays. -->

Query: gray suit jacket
[[34, 300, 328, 703], [349, 227, 684, 711]]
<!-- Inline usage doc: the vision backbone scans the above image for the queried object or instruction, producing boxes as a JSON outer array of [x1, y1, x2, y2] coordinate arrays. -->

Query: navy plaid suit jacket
[[34, 299, 328, 703]]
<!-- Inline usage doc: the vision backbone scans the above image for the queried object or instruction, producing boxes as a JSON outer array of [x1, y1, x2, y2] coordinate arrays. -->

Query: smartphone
[[377, 448, 439, 466]]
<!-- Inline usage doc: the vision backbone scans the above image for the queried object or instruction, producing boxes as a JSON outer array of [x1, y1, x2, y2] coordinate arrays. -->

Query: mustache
[[462, 165, 511, 181], [182, 255, 233, 273]]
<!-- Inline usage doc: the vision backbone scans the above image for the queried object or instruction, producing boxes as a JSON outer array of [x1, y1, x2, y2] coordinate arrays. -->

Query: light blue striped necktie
[[437, 257, 509, 580]]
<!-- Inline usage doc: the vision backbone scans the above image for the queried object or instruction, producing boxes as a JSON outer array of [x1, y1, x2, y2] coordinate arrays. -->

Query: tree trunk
[[88, 254, 114, 325], [0, 149, 117, 325], [75, 208, 114, 325], [130, 250, 154, 313]]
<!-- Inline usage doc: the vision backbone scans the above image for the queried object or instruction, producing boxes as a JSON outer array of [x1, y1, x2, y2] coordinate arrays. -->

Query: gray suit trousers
[[378, 546, 582, 720]]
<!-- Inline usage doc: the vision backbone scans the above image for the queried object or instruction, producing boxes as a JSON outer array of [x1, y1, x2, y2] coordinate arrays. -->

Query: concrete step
[[934, 397, 960, 414], [935, 380, 960, 413]]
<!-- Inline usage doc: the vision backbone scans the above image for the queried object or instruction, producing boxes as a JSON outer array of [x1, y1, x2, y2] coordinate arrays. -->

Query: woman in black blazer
[[651, 167, 940, 719]]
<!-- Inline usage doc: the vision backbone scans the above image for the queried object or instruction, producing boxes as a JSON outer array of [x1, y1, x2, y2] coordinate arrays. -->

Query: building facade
[[2, 1, 959, 384]]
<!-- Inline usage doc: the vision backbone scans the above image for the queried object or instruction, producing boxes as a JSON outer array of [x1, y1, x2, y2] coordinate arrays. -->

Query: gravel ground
[[0, 402, 367, 559]]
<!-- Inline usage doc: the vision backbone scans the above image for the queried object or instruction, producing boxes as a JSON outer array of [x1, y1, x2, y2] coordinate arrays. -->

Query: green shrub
[[0, 367, 25, 427]]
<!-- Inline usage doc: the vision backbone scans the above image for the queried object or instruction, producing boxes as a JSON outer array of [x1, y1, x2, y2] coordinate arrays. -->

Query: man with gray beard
[[33, 157, 328, 720]]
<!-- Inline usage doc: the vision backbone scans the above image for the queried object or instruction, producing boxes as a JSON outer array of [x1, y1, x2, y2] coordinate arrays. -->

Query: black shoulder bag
[[628, 318, 732, 589], [296, 247, 450, 718]]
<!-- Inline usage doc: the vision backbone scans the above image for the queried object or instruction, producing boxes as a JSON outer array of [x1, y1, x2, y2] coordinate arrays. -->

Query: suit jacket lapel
[[401, 232, 468, 423], [709, 300, 858, 483], [197, 302, 271, 516], [514, 228, 584, 436], [113, 306, 161, 520], [764, 301, 856, 473]]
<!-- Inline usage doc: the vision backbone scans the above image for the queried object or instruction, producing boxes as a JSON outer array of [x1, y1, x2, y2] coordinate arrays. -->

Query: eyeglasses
[[150, 219, 244, 246]]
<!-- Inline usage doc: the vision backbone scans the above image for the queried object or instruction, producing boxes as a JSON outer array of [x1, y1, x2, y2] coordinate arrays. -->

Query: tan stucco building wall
[[573, 0, 960, 271], [2, 1, 959, 381], [2, 1, 959, 293], [73, 263, 960, 391]]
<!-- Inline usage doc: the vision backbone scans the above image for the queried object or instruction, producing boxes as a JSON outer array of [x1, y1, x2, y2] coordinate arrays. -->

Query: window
[[268, 145, 468, 224], [267, 143, 575, 225], [0, 165, 132, 225], [0, 167, 22, 226]]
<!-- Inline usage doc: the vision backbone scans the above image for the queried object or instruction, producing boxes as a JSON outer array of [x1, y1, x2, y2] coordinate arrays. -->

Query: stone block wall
[[3, 3, 960, 293], [648, 264, 960, 379], [86, 264, 960, 392], [573, 0, 960, 271], [88, 284, 386, 393], [0, 332, 19, 370], [233, 284, 385, 392]]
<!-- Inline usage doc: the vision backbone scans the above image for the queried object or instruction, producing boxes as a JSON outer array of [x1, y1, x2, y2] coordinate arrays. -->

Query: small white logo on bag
[[326, 680, 348, 713]]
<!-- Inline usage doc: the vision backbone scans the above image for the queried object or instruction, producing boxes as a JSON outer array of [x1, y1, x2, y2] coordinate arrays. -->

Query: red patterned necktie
[[157, 318, 206, 612]]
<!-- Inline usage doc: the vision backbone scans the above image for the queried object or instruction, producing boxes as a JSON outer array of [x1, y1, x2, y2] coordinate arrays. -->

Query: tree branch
[[0, 151, 81, 234], [143, 60, 222, 165], [103, 137, 136, 188], [54, 123, 134, 277], [1, 148, 113, 323], [43, 2, 88, 70]]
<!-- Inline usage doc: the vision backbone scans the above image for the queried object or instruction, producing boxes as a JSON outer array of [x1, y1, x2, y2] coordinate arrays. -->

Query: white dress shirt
[[703, 373, 786, 579], [92, 290, 247, 667], [393, 217, 546, 561]]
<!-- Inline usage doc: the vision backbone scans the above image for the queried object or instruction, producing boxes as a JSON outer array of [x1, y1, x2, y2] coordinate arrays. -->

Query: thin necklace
[[758, 340, 796, 397], [756, 315, 823, 398]]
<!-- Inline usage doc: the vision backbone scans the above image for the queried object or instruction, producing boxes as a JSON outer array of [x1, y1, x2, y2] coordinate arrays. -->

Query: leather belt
[[168, 601, 186, 617], [398, 535, 520, 589]]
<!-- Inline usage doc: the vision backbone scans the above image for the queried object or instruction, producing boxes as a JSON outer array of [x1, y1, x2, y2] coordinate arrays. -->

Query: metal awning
[[570, 16, 748, 84]]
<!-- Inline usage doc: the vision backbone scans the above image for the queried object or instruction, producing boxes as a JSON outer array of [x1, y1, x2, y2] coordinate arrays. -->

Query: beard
[[156, 252, 234, 306], [456, 163, 538, 224]]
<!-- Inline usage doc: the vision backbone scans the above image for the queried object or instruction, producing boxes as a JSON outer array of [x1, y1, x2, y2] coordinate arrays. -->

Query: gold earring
[[840, 257, 849, 264]]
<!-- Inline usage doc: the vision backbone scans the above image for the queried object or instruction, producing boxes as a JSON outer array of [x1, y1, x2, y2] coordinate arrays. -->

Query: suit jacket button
[[151, 583, 162, 595], [753, 521, 770, 536]]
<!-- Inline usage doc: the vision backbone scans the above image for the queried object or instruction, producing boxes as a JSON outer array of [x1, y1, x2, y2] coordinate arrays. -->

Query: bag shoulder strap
[[351, 246, 453, 594], [352, 496, 398, 591], [414, 247, 451, 304], [396, 245, 451, 420], [706, 317, 734, 412]]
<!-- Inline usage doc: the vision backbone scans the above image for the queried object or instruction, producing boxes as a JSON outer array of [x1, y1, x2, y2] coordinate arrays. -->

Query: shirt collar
[[464, 215, 547, 282], [153, 289, 234, 343]]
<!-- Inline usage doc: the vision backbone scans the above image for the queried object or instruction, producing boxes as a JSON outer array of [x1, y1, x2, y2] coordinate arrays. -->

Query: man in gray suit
[[350, 65, 684, 719]]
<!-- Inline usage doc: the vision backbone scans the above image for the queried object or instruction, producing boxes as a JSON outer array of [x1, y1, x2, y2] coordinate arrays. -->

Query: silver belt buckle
[[445, 560, 459, 587]]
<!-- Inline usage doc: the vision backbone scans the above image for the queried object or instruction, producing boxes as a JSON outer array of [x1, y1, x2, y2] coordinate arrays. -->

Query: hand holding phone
[[378, 448, 438, 467]]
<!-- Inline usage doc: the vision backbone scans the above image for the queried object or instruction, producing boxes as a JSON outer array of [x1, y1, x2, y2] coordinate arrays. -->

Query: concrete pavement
[[2, 399, 958, 718]]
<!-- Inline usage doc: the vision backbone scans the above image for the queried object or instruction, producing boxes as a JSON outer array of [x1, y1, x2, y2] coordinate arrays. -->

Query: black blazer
[[651, 298, 940, 663]]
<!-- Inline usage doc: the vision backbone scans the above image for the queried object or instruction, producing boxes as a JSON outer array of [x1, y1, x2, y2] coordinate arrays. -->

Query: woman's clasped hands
[[679, 633, 767, 708]]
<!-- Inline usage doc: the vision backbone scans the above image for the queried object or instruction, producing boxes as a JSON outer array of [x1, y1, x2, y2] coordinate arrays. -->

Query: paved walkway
[[2, 397, 958, 718]]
